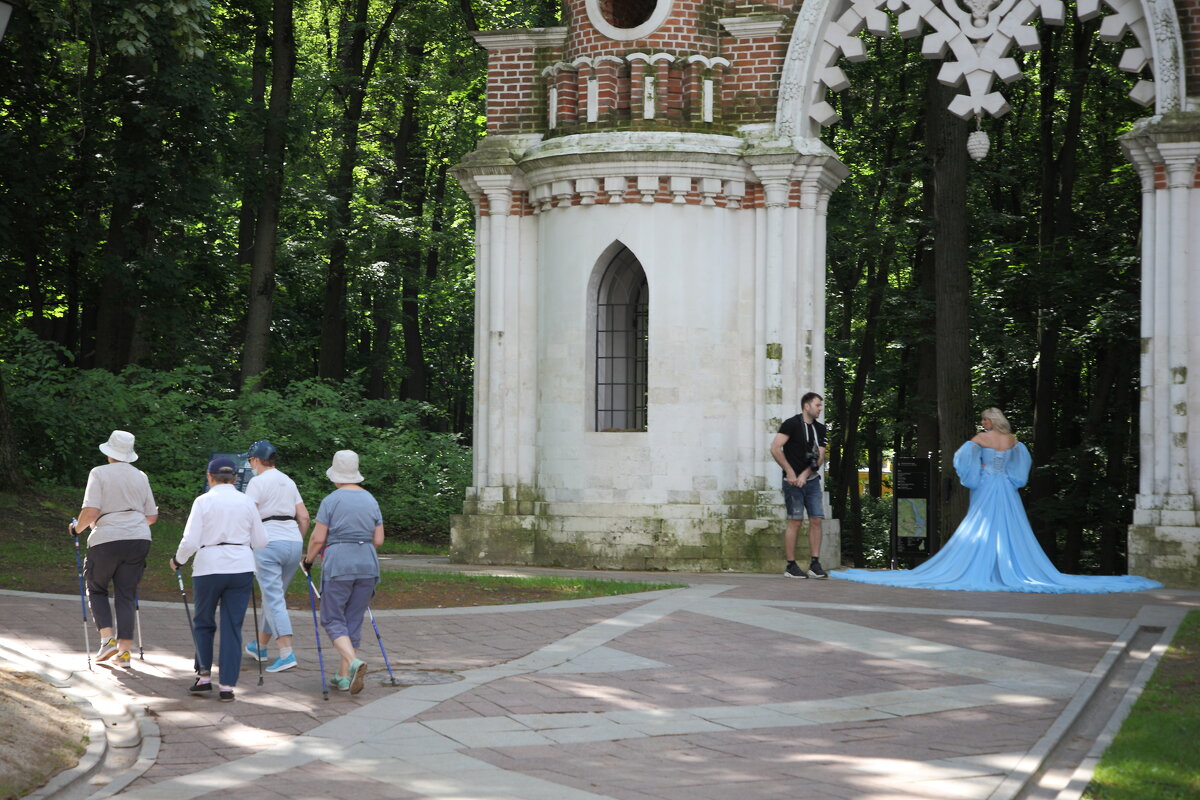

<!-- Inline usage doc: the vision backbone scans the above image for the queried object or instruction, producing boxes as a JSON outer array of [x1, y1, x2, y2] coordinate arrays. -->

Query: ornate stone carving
[[780, 0, 1185, 137]]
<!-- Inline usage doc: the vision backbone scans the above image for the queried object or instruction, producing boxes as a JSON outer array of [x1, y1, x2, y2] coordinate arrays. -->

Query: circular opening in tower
[[599, 0, 658, 30]]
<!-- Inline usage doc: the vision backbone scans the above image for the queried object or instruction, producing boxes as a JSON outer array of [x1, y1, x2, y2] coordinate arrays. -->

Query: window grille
[[595, 249, 648, 432]]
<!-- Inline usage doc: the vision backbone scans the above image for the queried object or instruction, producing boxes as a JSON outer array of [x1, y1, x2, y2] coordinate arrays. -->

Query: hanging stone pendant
[[967, 129, 990, 161]]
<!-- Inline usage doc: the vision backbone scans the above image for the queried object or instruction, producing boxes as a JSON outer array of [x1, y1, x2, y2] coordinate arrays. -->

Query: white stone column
[[794, 158, 846, 405], [749, 161, 794, 446], [468, 189, 491, 491], [515, 210, 537, 490], [1124, 145, 1159, 510], [795, 176, 818, 402], [752, 194, 769, 483], [1121, 119, 1200, 586], [1157, 143, 1199, 524], [475, 176, 514, 493]]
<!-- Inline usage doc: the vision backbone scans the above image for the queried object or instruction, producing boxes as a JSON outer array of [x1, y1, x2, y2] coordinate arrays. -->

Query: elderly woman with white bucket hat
[[303, 450, 384, 694], [71, 430, 158, 667]]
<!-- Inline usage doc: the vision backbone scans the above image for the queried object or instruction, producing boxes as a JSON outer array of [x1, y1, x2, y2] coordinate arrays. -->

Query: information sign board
[[891, 456, 934, 566]]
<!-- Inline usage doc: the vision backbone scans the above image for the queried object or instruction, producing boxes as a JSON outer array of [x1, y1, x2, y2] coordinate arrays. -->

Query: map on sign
[[897, 497, 928, 540]]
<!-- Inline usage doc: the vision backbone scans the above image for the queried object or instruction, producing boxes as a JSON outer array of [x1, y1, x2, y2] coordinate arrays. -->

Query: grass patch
[[1085, 610, 1200, 800], [377, 540, 449, 556], [0, 488, 679, 609], [380, 569, 682, 597]]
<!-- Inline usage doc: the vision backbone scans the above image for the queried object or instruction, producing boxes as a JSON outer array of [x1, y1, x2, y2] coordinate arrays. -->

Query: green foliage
[[0, 330, 469, 537], [0, 0, 487, 423], [1086, 611, 1200, 799], [839, 493, 892, 568], [377, 570, 683, 597]]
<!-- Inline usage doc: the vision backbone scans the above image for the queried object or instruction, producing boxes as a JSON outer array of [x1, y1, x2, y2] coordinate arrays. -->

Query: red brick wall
[[1180, 0, 1200, 86], [719, 17, 793, 127], [486, 47, 556, 134], [480, 0, 798, 135], [562, 0, 724, 61]]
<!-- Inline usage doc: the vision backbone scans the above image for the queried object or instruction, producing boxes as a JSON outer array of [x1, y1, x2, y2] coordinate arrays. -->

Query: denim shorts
[[783, 476, 824, 520]]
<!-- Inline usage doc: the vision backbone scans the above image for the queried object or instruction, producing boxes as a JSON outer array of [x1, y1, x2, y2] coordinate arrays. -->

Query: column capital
[[796, 157, 848, 211], [1155, 141, 1200, 187], [1121, 137, 1160, 192], [747, 158, 794, 208], [474, 174, 518, 216]]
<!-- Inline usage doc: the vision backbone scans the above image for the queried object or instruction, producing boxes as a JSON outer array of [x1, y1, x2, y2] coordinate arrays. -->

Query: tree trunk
[[241, 0, 296, 387], [1101, 351, 1136, 574], [0, 370, 24, 492], [394, 42, 429, 402], [236, 12, 271, 271], [926, 73, 973, 538], [94, 55, 157, 372], [1027, 20, 1090, 562], [94, 197, 137, 371], [867, 420, 883, 498], [317, 0, 403, 380], [68, 35, 101, 365]]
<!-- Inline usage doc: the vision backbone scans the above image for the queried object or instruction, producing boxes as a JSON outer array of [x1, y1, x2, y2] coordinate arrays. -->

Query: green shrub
[[1, 330, 469, 539]]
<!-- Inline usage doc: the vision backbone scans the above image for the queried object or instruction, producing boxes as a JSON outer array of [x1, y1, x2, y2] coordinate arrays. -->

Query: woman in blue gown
[[831, 408, 1163, 593]]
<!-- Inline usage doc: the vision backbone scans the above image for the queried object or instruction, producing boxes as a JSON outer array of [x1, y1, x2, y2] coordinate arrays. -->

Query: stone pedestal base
[[451, 488, 841, 572], [1128, 524, 1200, 588]]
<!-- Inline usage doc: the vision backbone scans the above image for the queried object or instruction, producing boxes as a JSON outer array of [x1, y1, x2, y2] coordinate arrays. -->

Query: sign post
[[201, 451, 255, 494], [891, 455, 936, 569]]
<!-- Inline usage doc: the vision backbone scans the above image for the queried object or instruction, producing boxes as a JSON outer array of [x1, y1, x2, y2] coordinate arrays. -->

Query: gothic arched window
[[594, 247, 648, 432]]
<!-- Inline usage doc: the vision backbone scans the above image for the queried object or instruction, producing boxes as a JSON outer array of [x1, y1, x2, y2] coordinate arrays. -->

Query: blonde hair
[[981, 407, 1011, 434]]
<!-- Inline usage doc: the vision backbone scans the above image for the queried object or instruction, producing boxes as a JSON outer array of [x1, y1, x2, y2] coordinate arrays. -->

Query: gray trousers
[[84, 539, 150, 640]]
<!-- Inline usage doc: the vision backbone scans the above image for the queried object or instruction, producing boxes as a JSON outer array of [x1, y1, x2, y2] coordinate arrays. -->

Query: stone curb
[[991, 604, 1188, 800], [0, 641, 160, 800]]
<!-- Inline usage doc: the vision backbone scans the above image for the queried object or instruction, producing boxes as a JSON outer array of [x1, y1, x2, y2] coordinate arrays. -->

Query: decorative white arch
[[776, 0, 1186, 141], [770, 0, 1198, 585]]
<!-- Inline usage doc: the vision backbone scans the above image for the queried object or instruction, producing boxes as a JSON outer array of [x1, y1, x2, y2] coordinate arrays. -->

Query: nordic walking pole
[[135, 590, 145, 661], [249, 580, 264, 685], [172, 565, 200, 668], [70, 520, 93, 671], [366, 606, 398, 686], [300, 561, 328, 701]]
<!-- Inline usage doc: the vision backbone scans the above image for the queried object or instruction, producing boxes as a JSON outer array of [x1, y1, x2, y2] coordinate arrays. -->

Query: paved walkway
[[2, 564, 1198, 800]]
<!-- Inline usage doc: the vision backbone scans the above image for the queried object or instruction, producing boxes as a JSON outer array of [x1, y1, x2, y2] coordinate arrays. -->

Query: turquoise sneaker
[[244, 642, 268, 662], [332, 674, 350, 691], [265, 653, 297, 673], [348, 659, 368, 695]]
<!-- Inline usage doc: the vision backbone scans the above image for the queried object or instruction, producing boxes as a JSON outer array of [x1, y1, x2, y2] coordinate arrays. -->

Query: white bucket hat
[[326, 450, 364, 484], [99, 430, 138, 463]]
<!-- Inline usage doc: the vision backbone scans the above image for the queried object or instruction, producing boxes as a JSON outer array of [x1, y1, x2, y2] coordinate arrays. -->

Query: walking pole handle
[[300, 561, 321, 600]]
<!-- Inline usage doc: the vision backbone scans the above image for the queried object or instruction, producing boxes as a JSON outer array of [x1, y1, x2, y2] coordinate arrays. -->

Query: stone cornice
[[471, 27, 568, 51], [719, 16, 787, 39]]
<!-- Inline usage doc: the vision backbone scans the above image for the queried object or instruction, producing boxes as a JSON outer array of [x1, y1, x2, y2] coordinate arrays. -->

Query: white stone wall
[[535, 199, 759, 504], [453, 132, 845, 570]]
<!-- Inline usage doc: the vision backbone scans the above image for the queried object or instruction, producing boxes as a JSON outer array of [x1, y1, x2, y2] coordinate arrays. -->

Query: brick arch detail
[[776, 0, 1188, 140]]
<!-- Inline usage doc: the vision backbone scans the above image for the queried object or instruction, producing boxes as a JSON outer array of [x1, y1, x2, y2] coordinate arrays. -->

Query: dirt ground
[[0, 667, 88, 800]]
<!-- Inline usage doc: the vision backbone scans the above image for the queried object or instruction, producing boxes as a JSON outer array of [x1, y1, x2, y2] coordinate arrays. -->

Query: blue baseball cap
[[207, 457, 237, 475], [247, 440, 277, 460]]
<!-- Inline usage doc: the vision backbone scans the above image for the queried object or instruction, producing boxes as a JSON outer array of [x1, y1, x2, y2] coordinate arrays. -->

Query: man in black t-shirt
[[769, 392, 829, 578]]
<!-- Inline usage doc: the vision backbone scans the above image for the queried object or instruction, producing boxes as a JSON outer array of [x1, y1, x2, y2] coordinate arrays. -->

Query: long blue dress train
[[830, 441, 1163, 593]]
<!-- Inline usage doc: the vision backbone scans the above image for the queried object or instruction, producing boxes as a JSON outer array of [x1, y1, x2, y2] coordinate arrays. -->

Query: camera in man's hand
[[805, 442, 822, 471]]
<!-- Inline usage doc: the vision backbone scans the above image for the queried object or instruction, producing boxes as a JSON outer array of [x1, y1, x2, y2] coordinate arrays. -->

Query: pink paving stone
[[2, 570, 1198, 799], [811, 606, 1116, 670]]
